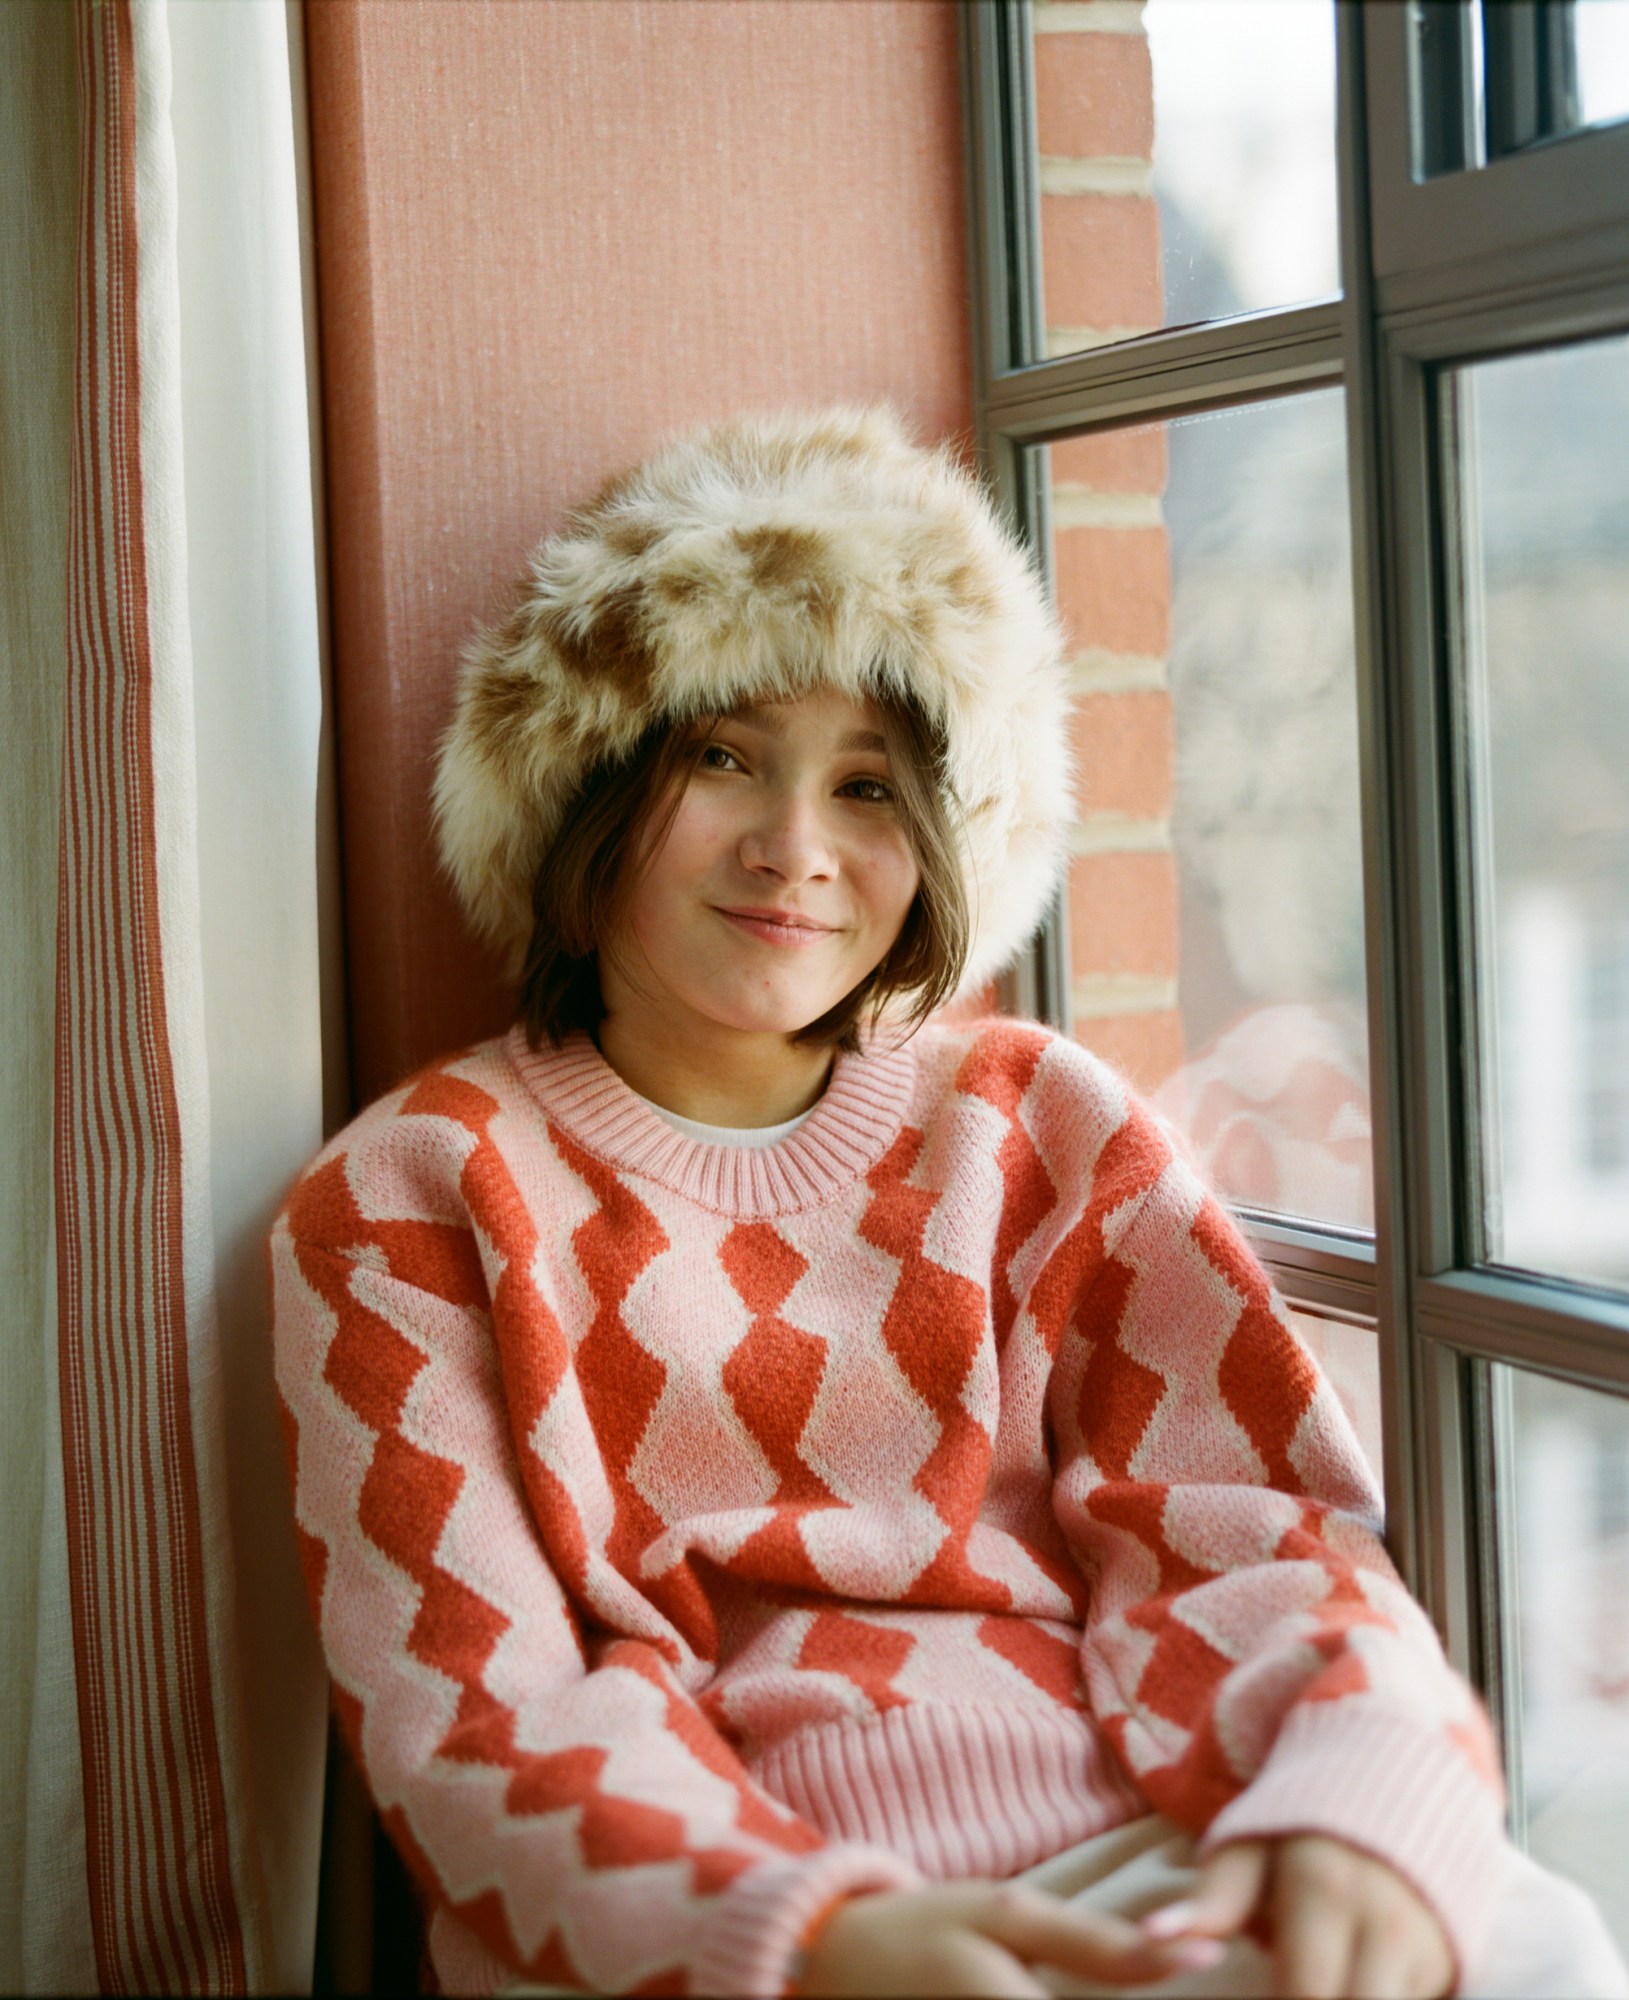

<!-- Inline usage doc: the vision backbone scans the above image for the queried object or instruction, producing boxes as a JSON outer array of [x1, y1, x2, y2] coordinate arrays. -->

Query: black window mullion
[[1481, 0, 1580, 161], [1360, 296, 1500, 1670], [1336, 0, 1444, 1596], [1412, 0, 1479, 179], [960, 0, 1043, 392], [1420, 1270, 1629, 1392], [1369, 0, 1629, 296], [982, 301, 1344, 438]]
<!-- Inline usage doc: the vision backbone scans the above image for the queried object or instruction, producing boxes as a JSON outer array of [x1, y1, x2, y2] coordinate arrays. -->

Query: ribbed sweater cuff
[[692, 1843, 923, 1998], [1199, 1703, 1506, 1987]]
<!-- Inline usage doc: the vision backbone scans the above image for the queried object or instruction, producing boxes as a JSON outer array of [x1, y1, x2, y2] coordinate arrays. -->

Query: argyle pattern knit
[[271, 1019, 1505, 1996]]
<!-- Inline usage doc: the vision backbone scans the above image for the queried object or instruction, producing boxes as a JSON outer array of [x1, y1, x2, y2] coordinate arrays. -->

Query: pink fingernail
[[1167, 1937, 1226, 1970], [1142, 1900, 1199, 1940]]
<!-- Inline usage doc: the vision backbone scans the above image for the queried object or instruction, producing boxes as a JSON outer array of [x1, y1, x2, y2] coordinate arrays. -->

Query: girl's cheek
[[678, 794, 743, 853], [655, 806, 728, 879], [865, 833, 919, 912]]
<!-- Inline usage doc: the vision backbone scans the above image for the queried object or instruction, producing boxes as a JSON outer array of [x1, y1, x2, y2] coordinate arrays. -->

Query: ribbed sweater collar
[[502, 1025, 918, 1217]]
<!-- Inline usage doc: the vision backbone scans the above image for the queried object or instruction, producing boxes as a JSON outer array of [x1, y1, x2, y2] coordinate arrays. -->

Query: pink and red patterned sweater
[[271, 1020, 1504, 1996]]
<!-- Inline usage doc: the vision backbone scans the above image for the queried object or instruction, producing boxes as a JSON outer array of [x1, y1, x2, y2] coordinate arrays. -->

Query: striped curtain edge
[[54, 1, 248, 1989]]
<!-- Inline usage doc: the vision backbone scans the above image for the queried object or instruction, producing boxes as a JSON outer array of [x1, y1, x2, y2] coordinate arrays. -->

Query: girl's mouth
[[715, 906, 838, 948]]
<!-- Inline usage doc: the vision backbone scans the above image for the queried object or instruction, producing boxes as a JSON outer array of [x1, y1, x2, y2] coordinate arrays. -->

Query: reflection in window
[[1042, 390, 1371, 1233], [1586, 908, 1629, 1173], [1289, 1307, 1382, 1484], [1506, 1367, 1629, 1957], [1456, 333, 1629, 1293]]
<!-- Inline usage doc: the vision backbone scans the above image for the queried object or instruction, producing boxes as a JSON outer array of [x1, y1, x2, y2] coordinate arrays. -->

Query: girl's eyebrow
[[721, 705, 888, 758], [719, 702, 787, 738], [838, 728, 888, 755]]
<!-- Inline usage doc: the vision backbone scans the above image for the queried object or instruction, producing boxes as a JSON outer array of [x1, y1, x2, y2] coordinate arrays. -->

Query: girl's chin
[[705, 1009, 841, 1040], [685, 986, 853, 1039]]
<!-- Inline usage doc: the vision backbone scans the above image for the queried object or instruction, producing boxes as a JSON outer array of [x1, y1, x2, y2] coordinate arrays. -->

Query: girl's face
[[603, 688, 921, 1044]]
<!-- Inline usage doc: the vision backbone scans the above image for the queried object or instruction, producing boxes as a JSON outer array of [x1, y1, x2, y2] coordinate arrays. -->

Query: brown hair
[[517, 694, 970, 1053]]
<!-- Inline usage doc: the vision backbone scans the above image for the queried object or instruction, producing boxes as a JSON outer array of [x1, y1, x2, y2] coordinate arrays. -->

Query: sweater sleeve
[[270, 1155, 915, 1997], [1048, 1105, 1506, 1979]]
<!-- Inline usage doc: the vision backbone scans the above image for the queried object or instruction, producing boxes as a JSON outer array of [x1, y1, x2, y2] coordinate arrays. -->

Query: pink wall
[[307, 0, 972, 1104]]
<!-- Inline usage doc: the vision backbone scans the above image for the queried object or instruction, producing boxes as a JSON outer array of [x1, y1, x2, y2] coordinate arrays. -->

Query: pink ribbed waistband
[[752, 1701, 1147, 1880]]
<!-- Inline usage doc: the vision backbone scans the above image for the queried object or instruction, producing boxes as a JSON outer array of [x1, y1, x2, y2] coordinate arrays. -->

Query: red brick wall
[[1035, 1, 1178, 1091]]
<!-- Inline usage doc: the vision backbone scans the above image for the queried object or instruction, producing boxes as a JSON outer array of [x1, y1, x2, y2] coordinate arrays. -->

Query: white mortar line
[[1051, 488, 1164, 530], [1034, 1, 1147, 33], [1039, 156, 1154, 198], [1068, 815, 1172, 856], [1071, 974, 1178, 1019], [1044, 324, 1156, 357], [1066, 650, 1169, 695]]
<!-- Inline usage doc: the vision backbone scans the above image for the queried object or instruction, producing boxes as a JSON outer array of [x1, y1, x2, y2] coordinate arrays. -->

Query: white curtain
[[2, 0, 333, 1988]]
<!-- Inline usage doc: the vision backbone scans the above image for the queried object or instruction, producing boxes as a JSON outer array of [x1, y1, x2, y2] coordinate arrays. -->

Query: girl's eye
[[842, 776, 894, 805], [700, 743, 742, 772]]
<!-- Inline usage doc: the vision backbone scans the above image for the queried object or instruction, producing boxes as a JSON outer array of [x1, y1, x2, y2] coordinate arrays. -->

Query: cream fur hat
[[433, 406, 1072, 996]]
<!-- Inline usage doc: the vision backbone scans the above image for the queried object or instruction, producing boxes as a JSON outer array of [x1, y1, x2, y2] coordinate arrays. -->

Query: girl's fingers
[[1346, 1926, 1428, 2000], [1271, 1839, 1454, 2000], [1273, 1884, 1356, 2000], [1345, 1902, 1453, 2000], [978, 1886, 1226, 1986], [938, 1931, 1056, 1999], [1145, 1840, 1269, 1940]]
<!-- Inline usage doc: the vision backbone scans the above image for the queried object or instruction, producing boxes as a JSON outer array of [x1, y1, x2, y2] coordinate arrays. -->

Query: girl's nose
[[739, 787, 838, 882]]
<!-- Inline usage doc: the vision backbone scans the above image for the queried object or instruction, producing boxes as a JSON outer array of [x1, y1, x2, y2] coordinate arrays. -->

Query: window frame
[[962, 0, 1629, 1782]]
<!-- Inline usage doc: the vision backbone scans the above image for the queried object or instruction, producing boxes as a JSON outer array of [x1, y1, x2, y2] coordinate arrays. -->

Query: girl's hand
[[799, 1880, 1224, 1997], [1144, 1835, 1455, 2000]]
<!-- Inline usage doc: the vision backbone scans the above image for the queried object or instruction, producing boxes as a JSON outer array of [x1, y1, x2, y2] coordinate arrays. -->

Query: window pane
[[1038, 389, 1372, 1232], [1030, 0, 1338, 361], [1502, 1366, 1629, 1957], [1455, 335, 1629, 1293], [1289, 1307, 1382, 1483]]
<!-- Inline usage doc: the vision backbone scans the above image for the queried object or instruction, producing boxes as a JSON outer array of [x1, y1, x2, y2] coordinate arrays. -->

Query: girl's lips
[[715, 907, 838, 948]]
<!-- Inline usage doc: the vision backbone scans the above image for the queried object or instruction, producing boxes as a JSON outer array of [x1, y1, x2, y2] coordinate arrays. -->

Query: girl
[[271, 409, 1623, 1998]]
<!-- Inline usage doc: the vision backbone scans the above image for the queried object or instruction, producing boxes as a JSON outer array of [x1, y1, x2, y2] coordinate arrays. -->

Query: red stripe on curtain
[[54, 3, 246, 1991]]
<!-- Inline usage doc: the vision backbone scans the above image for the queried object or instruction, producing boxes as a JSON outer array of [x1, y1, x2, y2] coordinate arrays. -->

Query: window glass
[[1502, 1365, 1629, 1957], [1289, 1307, 1382, 1482], [1038, 388, 1371, 1232], [1031, 0, 1338, 360], [1455, 334, 1629, 1293]]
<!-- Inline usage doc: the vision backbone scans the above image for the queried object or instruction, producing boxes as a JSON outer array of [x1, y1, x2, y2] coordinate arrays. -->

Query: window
[[965, 0, 1629, 1951]]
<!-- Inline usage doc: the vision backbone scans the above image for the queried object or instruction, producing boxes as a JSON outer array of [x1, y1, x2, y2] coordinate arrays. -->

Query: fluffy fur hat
[[433, 405, 1072, 996]]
